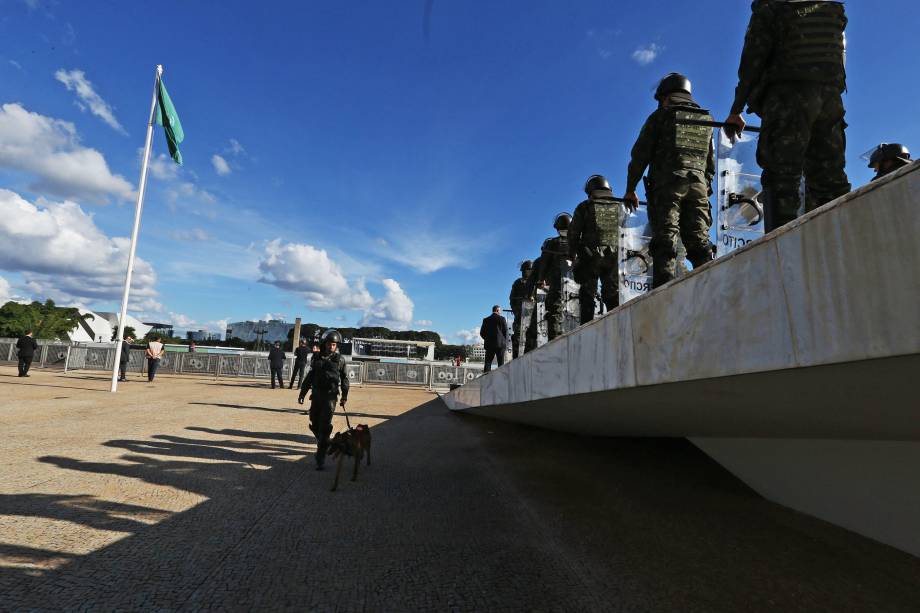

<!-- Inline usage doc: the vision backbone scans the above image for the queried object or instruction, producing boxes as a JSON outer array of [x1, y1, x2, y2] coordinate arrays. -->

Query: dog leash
[[339, 401, 353, 430]]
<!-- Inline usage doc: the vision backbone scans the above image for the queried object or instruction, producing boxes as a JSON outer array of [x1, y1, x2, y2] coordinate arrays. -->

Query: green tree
[[0, 299, 94, 340], [111, 325, 137, 341]]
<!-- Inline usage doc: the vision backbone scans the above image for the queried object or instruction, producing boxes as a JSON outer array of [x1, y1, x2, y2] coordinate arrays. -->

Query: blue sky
[[0, 0, 917, 343]]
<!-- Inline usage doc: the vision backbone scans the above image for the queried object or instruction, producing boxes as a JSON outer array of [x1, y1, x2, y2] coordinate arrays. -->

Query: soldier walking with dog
[[569, 174, 619, 324], [298, 329, 349, 470]]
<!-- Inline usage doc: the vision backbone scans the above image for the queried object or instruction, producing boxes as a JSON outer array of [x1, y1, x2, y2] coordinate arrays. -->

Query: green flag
[[155, 78, 184, 165]]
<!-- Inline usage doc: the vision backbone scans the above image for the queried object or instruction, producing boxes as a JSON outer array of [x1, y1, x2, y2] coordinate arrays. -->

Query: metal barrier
[[0, 338, 485, 389]]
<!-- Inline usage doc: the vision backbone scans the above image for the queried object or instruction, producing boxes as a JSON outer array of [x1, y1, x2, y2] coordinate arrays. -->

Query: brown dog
[[328, 424, 371, 492]]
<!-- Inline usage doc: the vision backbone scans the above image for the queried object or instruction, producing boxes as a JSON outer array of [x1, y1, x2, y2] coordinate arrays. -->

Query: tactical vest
[[510, 277, 528, 302], [771, 1, 846, 85], [581, 194, 619, 248], [663, 106, 713, 174], [312, 353, 343, 396]]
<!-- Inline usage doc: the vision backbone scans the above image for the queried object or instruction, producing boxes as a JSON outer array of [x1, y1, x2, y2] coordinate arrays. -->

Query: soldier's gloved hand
[[724, 113, 746, 143], [623, 192, 639, 213], [297, 393, 305, 405]]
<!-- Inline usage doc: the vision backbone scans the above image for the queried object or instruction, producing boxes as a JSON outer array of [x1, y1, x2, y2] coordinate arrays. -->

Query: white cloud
[[372, 229, 476, 274], [415, 319, 433, 327], [359, 279, 414, 330], [211, 154, 231, 176], [226, 139, 245, 156], [54, 69, 126, 134], [147, 152, 180, 181], [454, 327, 481, 345], [0, 188, 160, 310], [8, 59, 23, 71], [0, 275, 11, 303], [586, 28, 622, 60], [169, 312, 197, 329], [170, 228, 210, 242], [166, 181, 217, 208], [632, 43, 662, 66], [0, 103, 134, 203], [258, 239, 373, 310]]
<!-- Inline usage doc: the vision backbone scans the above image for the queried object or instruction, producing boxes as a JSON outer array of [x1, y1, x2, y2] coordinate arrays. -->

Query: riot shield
[[716, 130, 764, 257], [559, 257, 581, 334], [618, 203, 653, 303]]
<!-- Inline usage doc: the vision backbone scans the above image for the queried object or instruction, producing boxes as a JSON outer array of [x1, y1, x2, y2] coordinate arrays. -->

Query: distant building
[[225, 320, 293, 343], [187, 329, 220, 342], [144, 322, 174, 338], [352, 337, 435, 361], [468, 344, 486, 362], [70, 310, 152, 343]]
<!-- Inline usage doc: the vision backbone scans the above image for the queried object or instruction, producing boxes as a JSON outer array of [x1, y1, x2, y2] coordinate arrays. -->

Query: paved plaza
[[1, 365, 919, 612]]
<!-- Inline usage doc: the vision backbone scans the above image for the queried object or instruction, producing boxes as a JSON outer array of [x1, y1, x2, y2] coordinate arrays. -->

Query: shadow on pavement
[[187, 401, 304, 415], [3, 397, 920, 612]]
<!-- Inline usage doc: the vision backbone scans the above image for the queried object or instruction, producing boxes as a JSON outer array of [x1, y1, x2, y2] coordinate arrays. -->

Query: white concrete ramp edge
[[444, 161, 920, 557]]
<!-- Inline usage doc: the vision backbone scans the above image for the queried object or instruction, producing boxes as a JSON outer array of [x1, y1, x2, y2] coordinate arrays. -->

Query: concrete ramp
[[444, 161, 920, 557]]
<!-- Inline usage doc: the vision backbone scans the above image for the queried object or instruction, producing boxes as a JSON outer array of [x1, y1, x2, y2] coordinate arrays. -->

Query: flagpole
[[111, 64, 162, 392]]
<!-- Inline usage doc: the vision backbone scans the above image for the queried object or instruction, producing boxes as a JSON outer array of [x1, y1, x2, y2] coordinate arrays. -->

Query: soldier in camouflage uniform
[[569, 175, 619, 324], [624, 73, 715, 288], [533, 213, 572, 341], [724, 0, 851, 232], [509, 260, 533, 358], [298, 329, 349, 470], [522, 253, 543, 354], [868, 143, 912, 181]]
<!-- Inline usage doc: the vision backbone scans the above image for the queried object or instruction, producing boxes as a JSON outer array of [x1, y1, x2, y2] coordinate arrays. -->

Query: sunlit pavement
[[1, 366, 919, 612]]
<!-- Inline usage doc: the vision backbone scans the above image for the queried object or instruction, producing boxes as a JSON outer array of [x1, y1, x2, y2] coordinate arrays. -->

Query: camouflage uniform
[[569, 188, 619, 323], [731, 0, 851, 231], [626, 99, 715, 288], [509, 273, 530, 358], [534, 235, 569, 341]]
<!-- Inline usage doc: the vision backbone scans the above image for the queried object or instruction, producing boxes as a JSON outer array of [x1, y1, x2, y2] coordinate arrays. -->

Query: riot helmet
[[519, 259, 533, 273], [868, 143, 911, 168], [321, 329, 343, 348], [655, 72, 692, 101], [584, 174, 611, 195], [553, 212, 572, 237]]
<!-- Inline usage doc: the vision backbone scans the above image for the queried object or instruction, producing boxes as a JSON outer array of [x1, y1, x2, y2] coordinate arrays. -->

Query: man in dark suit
[[118, 335, 134, 381], [267, 341, 286, 389], [16, 330, 38, 377], [479, 305, 508, 373], [289, 338, 311, 389]]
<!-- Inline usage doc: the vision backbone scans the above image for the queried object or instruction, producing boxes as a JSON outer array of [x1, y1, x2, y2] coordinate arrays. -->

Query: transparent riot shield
[[619, 203, 653, 303], [559, 258, 581, 334], [520, 289, 548, 351], [716, 130, 764, 257]]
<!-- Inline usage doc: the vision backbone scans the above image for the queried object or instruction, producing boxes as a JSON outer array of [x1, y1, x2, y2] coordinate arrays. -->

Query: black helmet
[[321, 329, 343, 345], [519, 259, 533, 272], [868, 143, 911, 168], [584, 174, 611, 194], [553, 212, 572, 231], [655, 72, 692, 101]]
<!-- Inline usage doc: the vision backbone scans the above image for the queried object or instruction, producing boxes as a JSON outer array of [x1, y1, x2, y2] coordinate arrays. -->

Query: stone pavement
[[1, 366, 919, 611]]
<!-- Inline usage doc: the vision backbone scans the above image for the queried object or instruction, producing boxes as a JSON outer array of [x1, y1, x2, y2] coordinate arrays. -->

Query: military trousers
[[510, 307, 522, 358], [573, 249, 618, 324], [309, 396, 337, 466], [648, 174, 712, 288], [544, 287, 565, 341], [757, 82, 851, 232]]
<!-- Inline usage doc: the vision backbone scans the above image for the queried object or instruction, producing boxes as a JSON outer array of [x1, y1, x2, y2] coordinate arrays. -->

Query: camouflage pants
[[511, 306, 522, 358], [648, 174, 712, 288], [544, 288, 565, 341], [757, 82, 851, 232], [573, 248, 618, 324]]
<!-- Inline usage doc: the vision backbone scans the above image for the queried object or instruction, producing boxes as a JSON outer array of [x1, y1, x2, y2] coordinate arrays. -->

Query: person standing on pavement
[[723, 0, 851, 232], [267, 341, 286, 389], [16, 330, 38, 377], [479, 305, 508, 373], [145, 336, 164, 382], [118, 335, 133, 382], [289, 338, 311, 389], [570, 175, 620, 323], [298, 329, 349, 470], [624, 73, 715, 288]]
